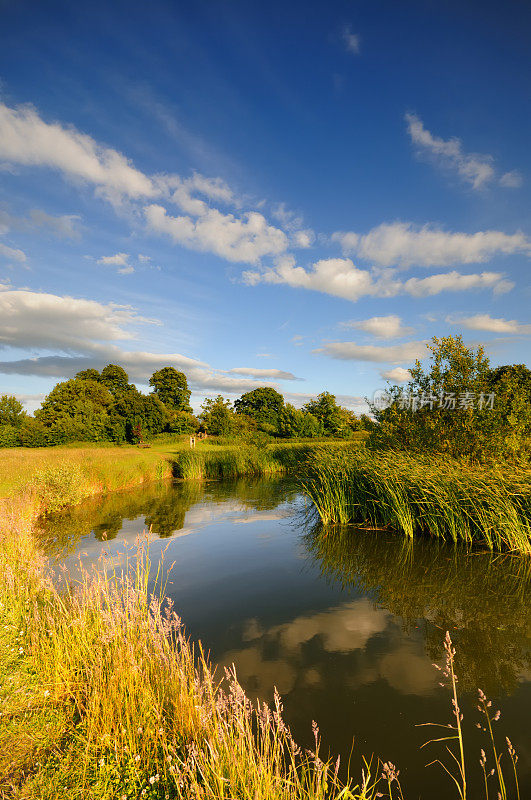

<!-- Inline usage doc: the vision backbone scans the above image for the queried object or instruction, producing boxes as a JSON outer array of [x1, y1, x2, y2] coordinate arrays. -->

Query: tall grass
[[171, 442, 344, 480], [299, 448, 531, 553]]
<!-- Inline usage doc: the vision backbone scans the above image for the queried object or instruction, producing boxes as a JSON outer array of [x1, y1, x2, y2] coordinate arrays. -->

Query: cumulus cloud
[[406, 113, 522, 190], [0, 102, 292, 267], [271, 203, 315, 249], [381, 366, 412, 382], [244, 255, 512, 302], [342, 314, 414, 339], [448, 313, 531, 334], [333, 221, 531, 268], [145, 204, 288, 265], [314, 340, 427, 363]]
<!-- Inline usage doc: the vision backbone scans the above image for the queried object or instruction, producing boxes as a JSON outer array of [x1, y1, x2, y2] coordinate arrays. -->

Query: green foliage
[[36, 378, 113, 441], [110, 388, 167, 442], [100, 363, 130, 395], [278, 403, 322, 438], [200, 395, 234, 435], [371, 336, 530, 460], [0, 394, 27, 427], [149, 366, 192, 412], [303, 392, 346, 437], [0, 424, 19, 447], [234, 387, 284, 429], [75, 368, 101, 382]]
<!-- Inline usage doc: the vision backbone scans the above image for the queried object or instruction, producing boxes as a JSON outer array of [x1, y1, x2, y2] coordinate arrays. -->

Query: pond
[[38, 477, 531, 799]]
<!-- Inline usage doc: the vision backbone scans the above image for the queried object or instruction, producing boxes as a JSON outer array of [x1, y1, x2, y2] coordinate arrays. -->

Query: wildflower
[[43, 689, 50, 697], [158, 727, 163, 735], [18, 647, 24, 654], [135, 754, 140, 762], [98, 758, 105, 767]]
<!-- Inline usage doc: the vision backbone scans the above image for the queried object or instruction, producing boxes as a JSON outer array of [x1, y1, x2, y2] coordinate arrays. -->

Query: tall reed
[[299, 448, 531, 553]]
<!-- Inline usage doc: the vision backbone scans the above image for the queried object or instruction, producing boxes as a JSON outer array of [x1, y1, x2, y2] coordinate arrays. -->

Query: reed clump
[[299, 448, 531, 553]]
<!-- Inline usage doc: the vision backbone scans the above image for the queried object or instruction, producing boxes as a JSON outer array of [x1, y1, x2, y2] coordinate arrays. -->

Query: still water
[[39, 477, 531, 798]]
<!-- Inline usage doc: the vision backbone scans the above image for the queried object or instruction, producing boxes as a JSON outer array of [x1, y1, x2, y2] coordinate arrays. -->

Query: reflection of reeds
[[304, 524, 531, 694], [299, 448, 531, 553]]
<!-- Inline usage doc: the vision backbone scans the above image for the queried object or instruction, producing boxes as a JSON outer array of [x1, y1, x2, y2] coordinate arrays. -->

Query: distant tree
[[200, 395, 234, 436], [303, 392, 345, 437], [278, 404, 322, 438], [149, 367, 192, 412], [101, 364, 130, 395], [111, 387, 167, 442], [234, 387, 284, 431], [0, 394, 27, 427]]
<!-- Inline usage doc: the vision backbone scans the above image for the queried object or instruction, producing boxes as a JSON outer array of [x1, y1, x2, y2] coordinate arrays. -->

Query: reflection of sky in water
[[41, 478, 531, 799]]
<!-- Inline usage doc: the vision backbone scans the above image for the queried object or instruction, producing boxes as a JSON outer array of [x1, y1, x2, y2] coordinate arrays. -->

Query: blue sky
[[0, 0, 530, 413]]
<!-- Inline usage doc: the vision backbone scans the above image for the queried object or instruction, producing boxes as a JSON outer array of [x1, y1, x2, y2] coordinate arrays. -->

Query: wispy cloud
[[227, 367, 302, 381], [341, 315, 414, 339], [0, 241, 27, 263], [97, 252, 130, 266], [341, 25, 361, 55], [405, 113, 523, 190], [314, 340, 427, 363], [381, 367, 412, 382], [447, 313, 531, 334]]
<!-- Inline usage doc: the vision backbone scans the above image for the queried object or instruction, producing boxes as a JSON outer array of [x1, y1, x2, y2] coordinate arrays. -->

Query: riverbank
[[0, 510, 351, 799], [0, 439, 349, 517], [299, 447, 531, 554]]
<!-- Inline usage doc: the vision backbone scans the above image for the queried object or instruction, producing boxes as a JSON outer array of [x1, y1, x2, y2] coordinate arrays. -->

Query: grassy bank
[[0, 439, 346, 517], [0, 508, 380, 800], [299, 447, 531, 553]]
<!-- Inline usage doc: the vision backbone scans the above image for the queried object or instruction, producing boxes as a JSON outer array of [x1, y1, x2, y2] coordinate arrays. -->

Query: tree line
[[0, 364, 372, 447]]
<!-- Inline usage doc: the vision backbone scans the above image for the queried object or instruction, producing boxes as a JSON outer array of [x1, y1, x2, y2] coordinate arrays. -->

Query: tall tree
[[303, 392, 345, 436], [101, 364, 130, 395], [149, 367, 192, 412], [234, 387, 284, 430], [200, 395, 234, 436], [0, 394, 27, 427]]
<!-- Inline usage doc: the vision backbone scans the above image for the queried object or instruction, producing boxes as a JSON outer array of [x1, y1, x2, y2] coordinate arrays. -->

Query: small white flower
[[149, 776, 156, 785], [18, 647, 24, 654], [135, 754, 140, 762], [158, 727, 163, 735], [98, 758, 105, 767], [44, 690, 50, 697]]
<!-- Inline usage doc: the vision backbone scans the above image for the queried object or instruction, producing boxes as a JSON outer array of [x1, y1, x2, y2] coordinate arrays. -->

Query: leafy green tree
[[110, 387, 167, 442], [149, 367, 192, 412], [200, 395, 234, 436], [303, 392, 345, 437], [370, 336, 529, 459], [234, 387, 284, 431], [36, 378, 113, 441], [278, 404, 322, 438], [101, 364, 130, 395], [0, 394, 27, 427]]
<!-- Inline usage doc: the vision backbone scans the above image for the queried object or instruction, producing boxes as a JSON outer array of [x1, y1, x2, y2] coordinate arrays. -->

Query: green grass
[[299, 447, 531, 553]]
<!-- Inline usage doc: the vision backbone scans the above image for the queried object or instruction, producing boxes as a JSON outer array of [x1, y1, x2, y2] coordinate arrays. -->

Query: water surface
[[39, 478, 531, 798]]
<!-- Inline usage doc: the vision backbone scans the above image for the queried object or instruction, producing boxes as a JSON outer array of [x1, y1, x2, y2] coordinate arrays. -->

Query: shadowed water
[[38, 477, 531, 799]]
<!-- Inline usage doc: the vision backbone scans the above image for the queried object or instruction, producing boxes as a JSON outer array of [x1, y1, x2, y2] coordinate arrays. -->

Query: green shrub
[[28, 463, 87, 515]]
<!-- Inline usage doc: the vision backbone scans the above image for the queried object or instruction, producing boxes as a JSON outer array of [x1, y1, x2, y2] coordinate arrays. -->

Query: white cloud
[[342, 314, 414, 339], [406, 113, 522, 190], [0, 102, 156, 201], [271, 203, 315, 249], [227, 367, 301, 381], [0, 286, 298, 396], [314, 340, 427, 363], [341, 25, 361, 54], [448, 313, 531, 334], [499, 170, 523, 188], [97, 252, 130, 266], [145, 203, 288, 265], [333, 221, 531, 268], [117, 265, 135, 275], [0, 242, 27, 263], [244, 255, 512, 302], [138, 254, 151, 263], [381, 367, 412, 382]]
